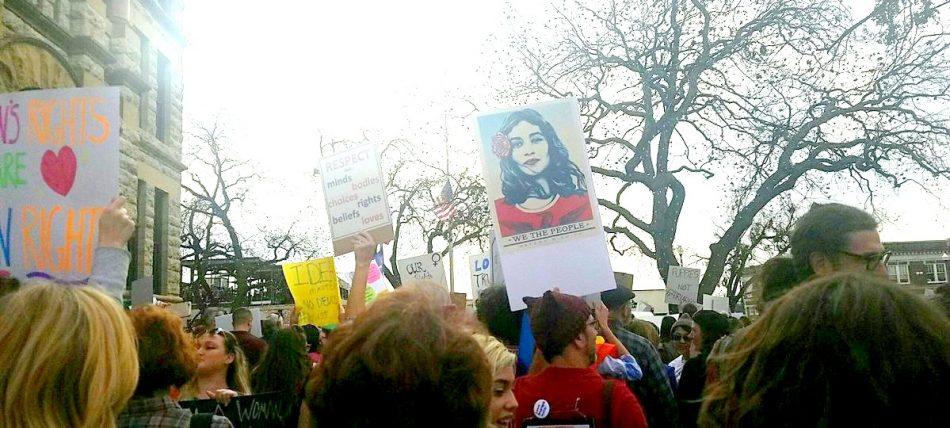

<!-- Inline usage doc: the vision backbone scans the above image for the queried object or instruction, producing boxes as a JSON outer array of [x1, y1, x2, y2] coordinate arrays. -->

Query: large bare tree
[[499, 0, 950, 296]]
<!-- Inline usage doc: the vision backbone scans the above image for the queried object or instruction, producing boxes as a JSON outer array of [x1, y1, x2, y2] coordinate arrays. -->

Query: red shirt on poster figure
[[494, 194, 593, 237]]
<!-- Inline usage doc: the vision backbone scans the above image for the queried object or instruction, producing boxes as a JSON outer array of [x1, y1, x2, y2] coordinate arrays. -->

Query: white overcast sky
[[183, 0, 950, 294]]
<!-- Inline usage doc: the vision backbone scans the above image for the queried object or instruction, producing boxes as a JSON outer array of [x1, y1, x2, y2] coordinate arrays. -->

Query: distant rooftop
[[884, 239, 950, 254]]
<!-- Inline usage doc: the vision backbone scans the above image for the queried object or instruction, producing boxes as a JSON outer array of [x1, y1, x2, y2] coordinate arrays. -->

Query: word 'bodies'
[[0, 87, 119, 281], [319, 144, 393, 255]]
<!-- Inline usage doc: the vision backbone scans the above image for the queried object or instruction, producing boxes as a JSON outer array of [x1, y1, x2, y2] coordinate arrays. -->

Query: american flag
[[434, 180, 457, 221]]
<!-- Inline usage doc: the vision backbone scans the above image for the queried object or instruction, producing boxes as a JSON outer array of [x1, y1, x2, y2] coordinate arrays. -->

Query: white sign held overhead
[[469, 253, 493, 298], [665, 266, 701, 305], [396, 253, 447, 287], [703, 294, 730, 314]]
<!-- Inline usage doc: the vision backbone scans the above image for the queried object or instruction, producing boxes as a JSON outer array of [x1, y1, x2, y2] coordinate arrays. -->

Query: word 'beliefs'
[[0, 205, 103, 275], [0, 97, 113, 146]]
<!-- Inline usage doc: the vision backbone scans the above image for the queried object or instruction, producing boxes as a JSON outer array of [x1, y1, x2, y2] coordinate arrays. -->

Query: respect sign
[[282, 258, 341, 326], [396, 253, 447, 287], [665, 266, 701, 305], [0, 87, 120, 281], [319, 144, 393, 255]]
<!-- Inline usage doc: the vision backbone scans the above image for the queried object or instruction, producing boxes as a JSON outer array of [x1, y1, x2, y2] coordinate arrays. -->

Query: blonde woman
[[0, 282, 139, 427], [473, 334, 519, 428], [181, 328, 252, 402]]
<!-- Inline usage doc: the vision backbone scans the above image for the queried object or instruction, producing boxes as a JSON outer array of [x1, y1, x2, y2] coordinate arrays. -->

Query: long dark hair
[[498, 109, 587, 205], [251, 328, 311, 394], [700, 273, 950, 427]]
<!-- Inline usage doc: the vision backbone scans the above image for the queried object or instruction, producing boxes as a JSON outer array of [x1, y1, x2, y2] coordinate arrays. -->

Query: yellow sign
[[282, 258, 341, 326]]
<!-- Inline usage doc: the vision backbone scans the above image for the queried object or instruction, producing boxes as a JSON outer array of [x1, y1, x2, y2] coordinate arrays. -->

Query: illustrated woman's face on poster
[[508, 121, 550, 176]]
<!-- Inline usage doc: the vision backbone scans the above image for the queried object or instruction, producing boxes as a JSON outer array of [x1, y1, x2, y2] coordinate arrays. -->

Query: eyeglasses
[[839, 250, 891, 271], [672, 333, 691, 342]]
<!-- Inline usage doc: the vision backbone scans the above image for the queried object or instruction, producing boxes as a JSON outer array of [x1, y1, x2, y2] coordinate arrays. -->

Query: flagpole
[[445, 114, 456, 294]]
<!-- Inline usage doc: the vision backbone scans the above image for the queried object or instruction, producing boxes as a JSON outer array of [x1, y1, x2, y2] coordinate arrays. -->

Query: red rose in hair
[[492, 133, 512, 158]]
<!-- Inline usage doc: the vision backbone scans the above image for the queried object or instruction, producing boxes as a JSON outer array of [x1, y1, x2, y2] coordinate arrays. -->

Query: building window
[[887, 263, 910, 284], [926, 262, 948, 284], [156, 53, 170, 142], [152, 188, 168, 294]]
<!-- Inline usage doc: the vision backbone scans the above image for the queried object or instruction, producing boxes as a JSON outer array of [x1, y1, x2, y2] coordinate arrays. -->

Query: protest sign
[[0, 87, 120, 281], [703, 294, 730, 314], [319, 144, 393, 255], [282, 258, 341, 326], [180, 392, 298, 428], [396, 252, 447, 287], [665, 266, 701, 305], [469, 252, 493, 298], [131, 276, 153, 308], [475, 99, 614, 310]]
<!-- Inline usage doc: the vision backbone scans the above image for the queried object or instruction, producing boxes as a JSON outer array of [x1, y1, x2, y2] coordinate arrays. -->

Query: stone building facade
[[0, 0, 184, 299]]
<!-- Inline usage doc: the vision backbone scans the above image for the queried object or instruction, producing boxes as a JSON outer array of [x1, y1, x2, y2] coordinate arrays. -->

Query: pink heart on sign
[[41, 146, 77, 196]]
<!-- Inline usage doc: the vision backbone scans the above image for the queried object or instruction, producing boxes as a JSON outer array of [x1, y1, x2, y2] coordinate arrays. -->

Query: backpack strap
[[601, 379, 616, 427], [189, 413, 214, 428]]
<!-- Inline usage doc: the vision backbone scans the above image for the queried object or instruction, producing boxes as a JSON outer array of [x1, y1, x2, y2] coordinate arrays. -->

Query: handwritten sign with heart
[[0, 87, 120, 281]]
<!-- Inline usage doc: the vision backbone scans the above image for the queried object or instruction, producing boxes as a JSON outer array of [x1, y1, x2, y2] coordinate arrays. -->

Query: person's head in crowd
[[700, 273, 950, 427], [473, 334, 519, 428], [306, 286, 491, 427], [475, 285, 523, 346], [0, 275, 19, 299], [252, 328, 311, 394], [680, 302, 699, 318], [670, 319, 695, 359], [192, 307, 218, 333], [691, 310, 731, 358], [727, 316, 740, 333], [756, 256, 801, 312], [601, 285, 635, 324], [627, 319, 661, 347], [128, 305, 198, 398], [232, 307, 253, 332], [791, 202, 886, 279], [528, 290, 597, 366], [660, 315, 677, 341], [302, 324, 322, 354], [0, 282, 138, 427], [262, 315, 281, 342], [182, 328, 251, 398]]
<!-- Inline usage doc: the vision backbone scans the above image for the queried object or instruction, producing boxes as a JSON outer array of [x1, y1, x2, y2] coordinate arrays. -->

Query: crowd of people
[[0, 198, 948, 427]]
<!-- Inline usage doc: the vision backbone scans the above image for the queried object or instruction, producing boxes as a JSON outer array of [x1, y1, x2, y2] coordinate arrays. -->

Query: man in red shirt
[[231, 307, 267, 367], [515, 291, 648, 428]]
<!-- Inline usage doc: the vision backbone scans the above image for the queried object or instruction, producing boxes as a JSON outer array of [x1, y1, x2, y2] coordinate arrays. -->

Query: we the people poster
[[475, 99, 614, 310], [476, 100, 600, 250], [0, 87, 120, 282]]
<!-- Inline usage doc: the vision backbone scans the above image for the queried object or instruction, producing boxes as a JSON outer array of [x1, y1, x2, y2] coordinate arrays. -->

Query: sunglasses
[[839, 250, 891, 271]]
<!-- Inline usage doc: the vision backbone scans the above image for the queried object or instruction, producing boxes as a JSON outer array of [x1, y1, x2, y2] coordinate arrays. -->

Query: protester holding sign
[[181, 329, 252, 401], [342, 231, 376, 321], [0, 282, 138, 427], [120, 305, 232, 427]]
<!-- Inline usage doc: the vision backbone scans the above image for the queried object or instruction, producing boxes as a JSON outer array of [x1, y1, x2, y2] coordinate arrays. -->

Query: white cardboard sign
[[319, 144, 394, 255], [469, 253, 493, 298], [665, 266, 701, 305], [396, 253, 447, 287], [703, 294, 730, 314]]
